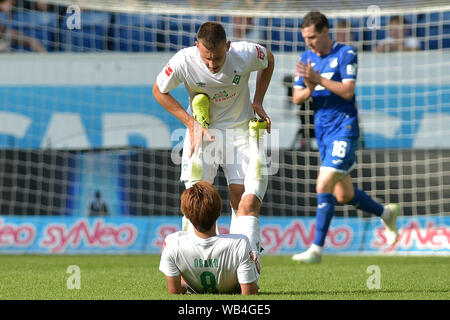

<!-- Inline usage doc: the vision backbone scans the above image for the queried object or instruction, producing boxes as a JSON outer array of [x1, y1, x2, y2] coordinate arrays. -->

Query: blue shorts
[[319, 137, 358, 173]]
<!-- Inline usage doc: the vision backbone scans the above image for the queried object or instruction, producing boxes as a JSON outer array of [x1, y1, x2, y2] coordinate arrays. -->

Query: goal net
[[0, 0, 449, 221]]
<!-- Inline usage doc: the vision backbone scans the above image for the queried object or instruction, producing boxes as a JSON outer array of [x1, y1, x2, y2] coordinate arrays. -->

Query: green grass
[[0, 255, 449, 300]]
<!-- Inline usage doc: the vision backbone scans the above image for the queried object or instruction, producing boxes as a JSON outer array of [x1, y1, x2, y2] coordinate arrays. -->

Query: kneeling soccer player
[[159, 181, 259, 294]]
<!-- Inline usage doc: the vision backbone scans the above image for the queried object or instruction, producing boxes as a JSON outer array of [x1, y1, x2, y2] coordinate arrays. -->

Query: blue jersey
[[294, 42, 359, 140]]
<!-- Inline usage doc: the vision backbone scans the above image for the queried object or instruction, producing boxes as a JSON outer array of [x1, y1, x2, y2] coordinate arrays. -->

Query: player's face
[[302, 25, 330, 55], [196, 40, 230, 74], [388, 21, 406, 39]]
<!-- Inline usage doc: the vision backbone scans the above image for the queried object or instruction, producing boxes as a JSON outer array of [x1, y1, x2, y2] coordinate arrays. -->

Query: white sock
[[230, 215, 261, 254], [381, 206, 390, 221], [230, 207, 237, 226]]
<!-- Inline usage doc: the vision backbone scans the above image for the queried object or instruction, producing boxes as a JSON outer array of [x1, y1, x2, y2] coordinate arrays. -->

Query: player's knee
[[243, 175, 268, 203], [335, 193, 353, 204], [238, 194, 261, 216]]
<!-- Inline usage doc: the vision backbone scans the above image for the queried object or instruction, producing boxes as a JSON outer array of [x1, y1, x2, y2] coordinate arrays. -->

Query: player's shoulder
[[335, 42, 358, 56], [230, 40, 256, 50], [164, 230, 189, 244], [230, 41, 265, 55], [172, 46, 198, 63], [217, 233, 250, 246]]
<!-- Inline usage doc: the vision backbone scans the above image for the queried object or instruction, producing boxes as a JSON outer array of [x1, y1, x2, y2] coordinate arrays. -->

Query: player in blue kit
[[291, 11, 401, 263]]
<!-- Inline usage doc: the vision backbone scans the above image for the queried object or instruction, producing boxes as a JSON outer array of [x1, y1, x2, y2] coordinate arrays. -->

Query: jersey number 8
[[200, 271, 219, 293]]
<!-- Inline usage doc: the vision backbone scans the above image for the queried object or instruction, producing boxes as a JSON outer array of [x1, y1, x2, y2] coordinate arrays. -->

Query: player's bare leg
[[229, 184, 244, 226], [230, 118, 268, 273]]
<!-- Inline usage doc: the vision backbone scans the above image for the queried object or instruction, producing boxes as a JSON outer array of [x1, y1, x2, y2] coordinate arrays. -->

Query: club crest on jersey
[[232, 75, 241, 85], [256, 45, 265, 60], [329, 57, 338, 68], [165, 64, 173, 77]]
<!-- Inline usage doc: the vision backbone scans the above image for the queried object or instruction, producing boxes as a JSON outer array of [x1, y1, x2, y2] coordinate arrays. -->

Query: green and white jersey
[[156, 41, 269, 131], [159, 231, 258, 294]]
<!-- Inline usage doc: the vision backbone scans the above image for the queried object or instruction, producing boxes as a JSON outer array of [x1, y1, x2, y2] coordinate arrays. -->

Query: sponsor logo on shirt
[[212, 90, 236, 102], [346, 63, 357, 75], [256, 45, 265, 60], [165, 64, 173, 77]]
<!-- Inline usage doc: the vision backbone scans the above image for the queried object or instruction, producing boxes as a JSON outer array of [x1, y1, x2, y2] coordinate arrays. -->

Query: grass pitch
[[0, 255, 448, 300]]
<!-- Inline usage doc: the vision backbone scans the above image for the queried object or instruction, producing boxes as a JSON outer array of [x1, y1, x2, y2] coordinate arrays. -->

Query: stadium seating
[[2, 9, 450, 52], [113, 13, 161, 52], [262, 18, 305, 52], [10, 11, 58, 51], [60, 11, 111, 52]]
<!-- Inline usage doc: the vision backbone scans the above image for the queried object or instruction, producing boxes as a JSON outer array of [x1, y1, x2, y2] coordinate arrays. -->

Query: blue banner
[[0, 83, 448, 149], [0, 215, 448, 255]]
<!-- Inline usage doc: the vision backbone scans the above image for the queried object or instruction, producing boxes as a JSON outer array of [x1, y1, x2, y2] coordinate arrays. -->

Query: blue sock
[[348, 188, 384, 216], [313, 193, 335, 247]]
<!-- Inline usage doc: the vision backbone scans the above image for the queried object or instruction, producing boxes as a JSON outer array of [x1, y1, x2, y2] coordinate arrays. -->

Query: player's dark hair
[[181, 181, 222, 233], [197, 21, 227, 50], [302, 11, 329, 33]]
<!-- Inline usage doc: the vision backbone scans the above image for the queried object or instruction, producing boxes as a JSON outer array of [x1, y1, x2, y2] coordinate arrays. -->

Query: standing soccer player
[[153, 22, 274, 271], [159, 181, 259, 294], [291, 11, 401, 263]]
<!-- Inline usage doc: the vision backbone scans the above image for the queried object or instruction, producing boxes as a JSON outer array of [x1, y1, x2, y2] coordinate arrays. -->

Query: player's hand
[[251, 102, 271, 134], [188, 118, 214, 157], [298, 59, 321, 85]]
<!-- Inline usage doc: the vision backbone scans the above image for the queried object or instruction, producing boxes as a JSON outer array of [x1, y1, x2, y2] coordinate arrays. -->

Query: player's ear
[[195, 40, 199, 47], [226, 40, 231, 52]]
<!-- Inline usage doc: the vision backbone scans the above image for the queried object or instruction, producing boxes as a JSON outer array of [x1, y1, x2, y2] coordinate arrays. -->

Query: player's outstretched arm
[[240, 281, 258, 295]]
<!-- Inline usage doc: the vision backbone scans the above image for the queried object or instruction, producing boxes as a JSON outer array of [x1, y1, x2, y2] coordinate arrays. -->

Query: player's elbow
[[292, 94, 302, 105], [341, 82, 356, 100], [152, 83, 161, 98], [292, 88, 307, 105], [342, 92, 355, 101]]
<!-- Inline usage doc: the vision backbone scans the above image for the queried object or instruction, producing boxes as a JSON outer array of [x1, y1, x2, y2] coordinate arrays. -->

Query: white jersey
[[156, 41, 269, 131], [159, 231, 258, 294]]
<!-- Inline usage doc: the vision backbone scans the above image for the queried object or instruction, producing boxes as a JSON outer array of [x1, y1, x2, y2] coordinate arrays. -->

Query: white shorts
[[180, 128, 268, 201]]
